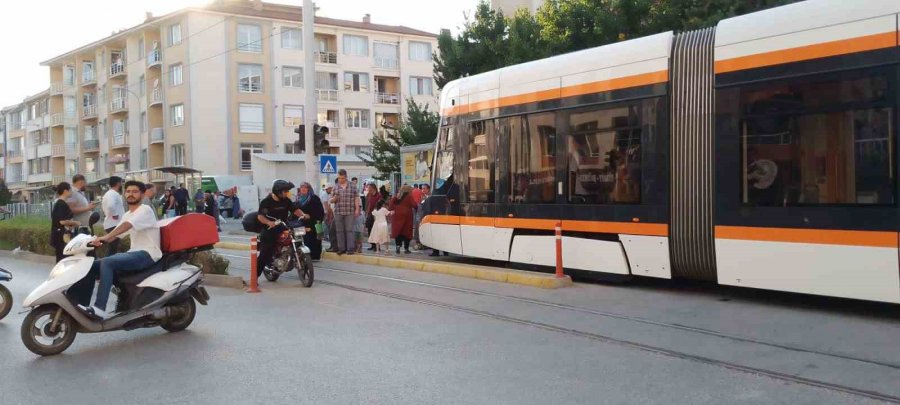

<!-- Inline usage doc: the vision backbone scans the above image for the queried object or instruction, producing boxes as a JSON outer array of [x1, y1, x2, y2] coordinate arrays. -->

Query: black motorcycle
[[0, 267, 12, 321], [260, 218, 314, 287]]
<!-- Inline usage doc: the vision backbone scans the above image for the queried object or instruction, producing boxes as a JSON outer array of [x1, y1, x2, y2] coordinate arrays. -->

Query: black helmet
[[272, 179, 294, 195]]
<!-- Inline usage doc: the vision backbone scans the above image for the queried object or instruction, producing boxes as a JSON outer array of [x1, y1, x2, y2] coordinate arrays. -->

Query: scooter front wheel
[[21, 305, 77, 356], [0, 284, 12, 320]]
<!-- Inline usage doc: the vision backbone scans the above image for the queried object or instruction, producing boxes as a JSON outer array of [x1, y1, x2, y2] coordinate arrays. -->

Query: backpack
[[242, 210, 264, 233]]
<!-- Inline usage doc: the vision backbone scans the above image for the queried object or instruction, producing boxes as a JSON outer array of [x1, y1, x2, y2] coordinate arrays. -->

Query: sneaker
[[78, 304, 112, 320]]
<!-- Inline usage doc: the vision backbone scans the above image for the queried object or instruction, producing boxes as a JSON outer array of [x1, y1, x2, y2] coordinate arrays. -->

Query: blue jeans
[[92, 251, 155, 310]]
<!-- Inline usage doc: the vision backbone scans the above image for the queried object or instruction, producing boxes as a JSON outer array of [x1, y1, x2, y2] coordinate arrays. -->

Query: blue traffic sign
[[319, 154, 337, 174]]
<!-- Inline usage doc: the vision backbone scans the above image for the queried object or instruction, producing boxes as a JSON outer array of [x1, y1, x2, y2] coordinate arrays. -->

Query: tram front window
[[740, 71, 894, 206], [434, 126, 455, 194]]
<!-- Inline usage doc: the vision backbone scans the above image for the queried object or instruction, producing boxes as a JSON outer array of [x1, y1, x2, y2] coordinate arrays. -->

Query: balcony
[[52, 175, 66, 185], [147, 50, 162, 68], [84, 172, 98, 183], [50, 82, 63, 95], [109, 98, 127, 114], [82, 104, 97, 120], [315, 51, 338, 64], [81, 71, 96, 87], [325, 126, 340, 140], [375, 92, 400, 105], [316, 89, 339, 102], [111, 134, 129, 150], [110, 62, 126, 78], [374, 57, 399, 70], [150, 88, 163, 106], [65, 143, 78, 159], [51, 144, 66, 157], [150, 128, 165, 144], [50, 113, 64, 127], [83, 139, 100, 152]]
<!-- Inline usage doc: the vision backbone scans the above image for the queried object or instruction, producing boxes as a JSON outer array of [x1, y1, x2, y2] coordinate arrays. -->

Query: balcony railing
[[315, 51, 338, 64], [150, 88, 162, 105], [375, 92, 400, 105], [50, 82, 63, 95], [316, 89, 339, 102], [110, 98, 127, 113], [150, 128, 165, 143], [150, 170, 171, 182], [82, 104, 97, 119], [325, 126, 340, 139], [110, 62, 125, 77], [52, 175, 66, 185], [147, 50, 162, 67], [111, 135, 129, 148], [81, 71, 96, 86], [84, 172, 98, 183], [51, 144, 66, 157], [50, 113, 64, 127], [65, 143, 78, 158], [374, 57, 399, 69], [83, 139, 100, 151]]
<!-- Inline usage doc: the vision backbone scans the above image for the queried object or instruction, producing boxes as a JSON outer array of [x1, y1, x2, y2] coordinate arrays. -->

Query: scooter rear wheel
[[0, 284, 11, 320], [161, 299, 196, 333], [21, 305, 77, 356]]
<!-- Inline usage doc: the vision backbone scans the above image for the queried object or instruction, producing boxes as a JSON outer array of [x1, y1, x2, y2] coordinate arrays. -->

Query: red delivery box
[[158, 213, 220, 253]]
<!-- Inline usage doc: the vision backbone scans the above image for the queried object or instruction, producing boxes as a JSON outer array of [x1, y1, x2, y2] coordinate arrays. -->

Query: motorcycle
[[261, 218, 314, 287], [0, 267, 12, 321], [20, 234, 212, 356]]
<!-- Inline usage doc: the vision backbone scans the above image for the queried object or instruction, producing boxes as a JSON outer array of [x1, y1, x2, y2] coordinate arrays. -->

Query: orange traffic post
[[248, 236, 261, 293], [554, 220, 564, 279]]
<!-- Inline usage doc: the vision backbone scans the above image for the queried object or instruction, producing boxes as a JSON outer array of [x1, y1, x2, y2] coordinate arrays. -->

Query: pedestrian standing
[[322, 184, 337, 251], [368, 200, 390, 254], [194, 188, 205, 213], [142, 184, 159, 220], [165, 188, 177, 218], [175, 184, 189, 216], [295, 183, 325, 260], [66, 174, 97, 235], [330, 169, 360, 255], [204, 191, 221, 232], [101, 176, 125, 256], [389, 185, 417, 254], [364, 183, 381, 251], [51, 182, 80, 263]]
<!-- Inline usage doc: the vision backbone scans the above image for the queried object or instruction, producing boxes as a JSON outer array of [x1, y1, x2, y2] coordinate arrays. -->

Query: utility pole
[[303, 0, 319, 188]]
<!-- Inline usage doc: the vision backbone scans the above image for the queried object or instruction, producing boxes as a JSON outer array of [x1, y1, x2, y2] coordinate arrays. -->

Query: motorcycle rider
[[77, 180, 162, 319], [257, 179, 306, 279]]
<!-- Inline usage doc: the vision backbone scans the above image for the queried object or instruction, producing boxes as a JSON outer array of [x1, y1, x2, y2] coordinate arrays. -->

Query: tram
[[419, 0, 900, 303]]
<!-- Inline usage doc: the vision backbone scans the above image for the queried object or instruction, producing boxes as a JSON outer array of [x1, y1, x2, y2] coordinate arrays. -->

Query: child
[[353, 208, 366, 253], [368, 200, 391, 254]]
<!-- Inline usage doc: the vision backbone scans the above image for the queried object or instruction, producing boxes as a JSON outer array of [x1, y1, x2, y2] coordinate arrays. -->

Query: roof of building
[[253, 153, 366, 163], [23, 89, 50, 103], [42, 0, 437, 65]]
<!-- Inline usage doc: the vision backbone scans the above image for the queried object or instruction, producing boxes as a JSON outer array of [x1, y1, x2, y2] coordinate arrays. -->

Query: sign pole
[[303, 0, 319, 188]]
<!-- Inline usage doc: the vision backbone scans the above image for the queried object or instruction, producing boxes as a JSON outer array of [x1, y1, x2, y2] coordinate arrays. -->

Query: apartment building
[[1, 102, 28, 199], [34, 0, 438, 188]]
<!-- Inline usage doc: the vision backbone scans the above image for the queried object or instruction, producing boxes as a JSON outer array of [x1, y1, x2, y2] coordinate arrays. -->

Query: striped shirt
[[333, 183, 358, 216]]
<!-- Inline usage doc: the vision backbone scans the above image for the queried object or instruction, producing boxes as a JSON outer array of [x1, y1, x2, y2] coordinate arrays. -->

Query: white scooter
[[20, 234, 211, 356]]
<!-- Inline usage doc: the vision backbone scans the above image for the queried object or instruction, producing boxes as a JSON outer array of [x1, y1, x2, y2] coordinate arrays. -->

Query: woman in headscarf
[[50, 182, 80, 262], [295, 182, 325, 260], [364, 183, 381, 251], [389, 184, 417, 254]]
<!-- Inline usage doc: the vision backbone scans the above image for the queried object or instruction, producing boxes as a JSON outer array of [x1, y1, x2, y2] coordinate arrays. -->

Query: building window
[[346, 109, 370, 129], [283, 143, 300, 154], [168, 23, 182, 46], [240, 143, 264, 171], [345, 145, 373, 156], [63, 65, 75, 86], [237, 24, 262, 53], [409, 41, 432, 61], [138, 38, 145, 60], [373, 43, 399, 69], [170, 104, 184, 126], [316, 72, 338, 90], [169, 64, 183, 86], [343, 72, 369, 92], [64, 96, 76, 118], [140, 111, 147, 133], [410, 77, 433, 96], [281, 28, 301, 49], [567, 104, 642, 204], [283, 105, 304, 127], [139, 75, 146, 96], [239, 103, 265, 133], [508, 113, 556, 204], [343, 35, 368, 56], [171, 144, 185, 166], [282, 66, 303, 88], [238, 64, 263, 93], [140, 148, 147, 170]]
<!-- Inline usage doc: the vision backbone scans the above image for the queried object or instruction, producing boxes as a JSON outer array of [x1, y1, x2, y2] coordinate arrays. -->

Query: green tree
[[434, 2, 510, 89], [0, 179, 10, 206], [358, 99, 440, 180]]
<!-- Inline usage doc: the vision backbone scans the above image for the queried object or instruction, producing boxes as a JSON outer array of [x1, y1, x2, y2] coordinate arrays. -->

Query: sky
[[0, 0, 479, 108]]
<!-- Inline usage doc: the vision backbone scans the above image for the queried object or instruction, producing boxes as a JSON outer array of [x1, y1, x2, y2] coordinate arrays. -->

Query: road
[[0, 251, 899, 404]]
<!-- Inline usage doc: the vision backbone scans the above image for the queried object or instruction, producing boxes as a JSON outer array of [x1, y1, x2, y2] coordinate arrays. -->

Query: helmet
[[272, 179, 295, 195]]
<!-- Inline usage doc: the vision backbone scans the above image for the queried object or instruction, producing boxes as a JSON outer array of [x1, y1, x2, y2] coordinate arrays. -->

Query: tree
[[0, 179, 10, 206], [434, 2, 510, 89], [358, 99, 440, 180]]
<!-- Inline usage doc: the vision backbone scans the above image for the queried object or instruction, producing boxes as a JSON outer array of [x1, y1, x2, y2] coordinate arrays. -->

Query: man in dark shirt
[[256, 180, 304, 279], [174, 184, 189, 216]]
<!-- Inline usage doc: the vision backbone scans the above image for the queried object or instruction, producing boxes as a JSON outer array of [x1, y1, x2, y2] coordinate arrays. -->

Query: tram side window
[[467, 120, 495, 202], [740, 71, 894, 206], [566, 103, 641, 204], [510, 112, 556, 203], [434, 126, 455, 194]]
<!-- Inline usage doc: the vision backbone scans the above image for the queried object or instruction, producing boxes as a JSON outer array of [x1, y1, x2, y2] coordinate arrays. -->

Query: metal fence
[[1, 202, 52, 219]]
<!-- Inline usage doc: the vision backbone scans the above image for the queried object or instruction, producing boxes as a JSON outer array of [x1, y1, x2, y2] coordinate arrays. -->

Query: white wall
[[188, 12, 230, 176]]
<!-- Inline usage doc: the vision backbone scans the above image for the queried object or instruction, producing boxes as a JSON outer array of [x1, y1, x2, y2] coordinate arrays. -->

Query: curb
[[0, 250, 56, 265], [321, 252, 573, 289], [215, 242, 251, 251]]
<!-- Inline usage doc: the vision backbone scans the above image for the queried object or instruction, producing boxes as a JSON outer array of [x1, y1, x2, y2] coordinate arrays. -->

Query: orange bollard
[[248, 236, 261, 293], [554, 220, 564, 279]]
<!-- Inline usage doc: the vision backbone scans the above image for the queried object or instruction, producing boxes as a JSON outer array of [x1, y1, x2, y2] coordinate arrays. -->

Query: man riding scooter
[[257, 180, 308, 279], [74, 180, 162, 319]]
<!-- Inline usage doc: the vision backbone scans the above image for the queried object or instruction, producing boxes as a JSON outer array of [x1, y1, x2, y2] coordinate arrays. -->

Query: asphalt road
[[0, 252, 899, 404]]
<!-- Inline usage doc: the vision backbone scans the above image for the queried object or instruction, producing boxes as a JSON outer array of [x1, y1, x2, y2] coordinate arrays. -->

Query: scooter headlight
[[293, 228, 306, 238]]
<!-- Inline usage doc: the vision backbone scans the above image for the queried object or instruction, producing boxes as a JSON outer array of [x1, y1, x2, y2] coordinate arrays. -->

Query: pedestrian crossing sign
[[319, 155, 337, 174]]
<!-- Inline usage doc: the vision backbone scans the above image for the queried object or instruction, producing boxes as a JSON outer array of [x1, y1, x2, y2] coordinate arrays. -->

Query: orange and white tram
[[419, 0, 900, 303]]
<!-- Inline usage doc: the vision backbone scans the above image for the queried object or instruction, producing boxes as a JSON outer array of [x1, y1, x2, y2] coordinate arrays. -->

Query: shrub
[[189, 250, 230, 275], [1, 216, 128, 256]]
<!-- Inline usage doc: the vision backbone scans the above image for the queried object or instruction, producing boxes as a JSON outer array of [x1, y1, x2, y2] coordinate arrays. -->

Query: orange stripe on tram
[[715, 226, 898, 248], [423, 215, 667, 237], [714, 31, 897, 74]]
